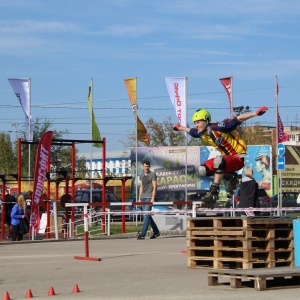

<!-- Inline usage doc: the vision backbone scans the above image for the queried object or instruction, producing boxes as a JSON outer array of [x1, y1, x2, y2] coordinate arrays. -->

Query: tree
[[17, 117, 87, 180], [121, 116, 208, 147], [240, 124, 272, 146], [0, 133, 17, 175]]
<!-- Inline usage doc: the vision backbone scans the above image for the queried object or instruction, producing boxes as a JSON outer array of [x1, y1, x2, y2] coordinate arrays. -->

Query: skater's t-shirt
[[189, 117, 247, 156]]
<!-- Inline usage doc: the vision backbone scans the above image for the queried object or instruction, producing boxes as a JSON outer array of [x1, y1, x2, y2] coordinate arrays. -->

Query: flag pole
[[89, 78, 93, 212], [275, 75, 281, 216], [135, 78, 138, 203], [28, 78, 31, 190], [230, 76, 233, 119], [184, 77, 188, 203]]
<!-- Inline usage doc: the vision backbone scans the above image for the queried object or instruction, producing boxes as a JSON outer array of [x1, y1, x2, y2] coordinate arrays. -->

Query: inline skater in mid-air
[[173, 106, 268, 208]]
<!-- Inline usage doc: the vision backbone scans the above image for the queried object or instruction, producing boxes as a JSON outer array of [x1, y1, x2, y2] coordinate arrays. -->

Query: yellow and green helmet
[[192, 109, 211, 123]]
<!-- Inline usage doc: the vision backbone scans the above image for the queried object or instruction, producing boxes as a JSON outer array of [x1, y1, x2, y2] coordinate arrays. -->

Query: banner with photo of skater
[[131, 145, 272, 198]]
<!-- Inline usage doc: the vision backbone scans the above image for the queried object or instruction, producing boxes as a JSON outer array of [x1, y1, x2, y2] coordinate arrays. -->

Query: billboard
[[281, 145, 300, 192], [243, 145, 273, 196], [131, 146, 201, 198], [131, 145, 272, 198]]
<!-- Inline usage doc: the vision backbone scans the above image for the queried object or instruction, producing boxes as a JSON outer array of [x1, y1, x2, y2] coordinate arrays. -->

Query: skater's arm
[[237, 106, 268, 122], [173, 124, 190, 133]]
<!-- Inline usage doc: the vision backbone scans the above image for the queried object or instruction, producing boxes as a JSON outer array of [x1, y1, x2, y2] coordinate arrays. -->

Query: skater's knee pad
[[215, 169, 224, 174], [213, 155, 226, 170]]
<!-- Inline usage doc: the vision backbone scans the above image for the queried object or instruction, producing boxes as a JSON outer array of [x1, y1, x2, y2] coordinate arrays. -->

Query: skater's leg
[[198, 158, 225, 209], [224, 172, 240, 197], [201, 183, 220, 209]]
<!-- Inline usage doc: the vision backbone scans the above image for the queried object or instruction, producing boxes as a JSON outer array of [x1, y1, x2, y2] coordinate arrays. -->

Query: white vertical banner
[[8, 78, 33, 141], [165, 76, 189, 201], [165, 77, 187, 127], [8, 78, 30, 118]]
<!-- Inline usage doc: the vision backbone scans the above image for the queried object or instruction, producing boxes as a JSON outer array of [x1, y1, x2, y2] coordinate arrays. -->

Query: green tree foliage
[[121, 116, 208, 147], [17, 117, 87, 180], [0, 133, 17, 175], [240, 124, 272, 146]]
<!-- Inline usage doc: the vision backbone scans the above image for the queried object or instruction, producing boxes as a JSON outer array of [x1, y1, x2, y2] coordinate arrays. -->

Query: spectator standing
[[4, 189, 16, 239], [10, 194, 26, 241], [26, 190, 33, 220], [137, 160, 160, 240], [239, 167, 259, 216]]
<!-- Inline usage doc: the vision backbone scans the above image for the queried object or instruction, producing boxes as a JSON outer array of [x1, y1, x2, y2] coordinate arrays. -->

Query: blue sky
[[1, 0, 300, 155]]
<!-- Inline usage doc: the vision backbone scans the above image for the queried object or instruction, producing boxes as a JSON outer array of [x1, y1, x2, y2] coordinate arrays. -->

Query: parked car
[[74, 189, 122, 212], [225, 186, 271, 215], [271, 192, 300, 208]]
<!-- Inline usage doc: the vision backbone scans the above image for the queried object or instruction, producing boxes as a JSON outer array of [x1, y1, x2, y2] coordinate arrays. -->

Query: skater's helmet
[[192, 109, 211, 123]]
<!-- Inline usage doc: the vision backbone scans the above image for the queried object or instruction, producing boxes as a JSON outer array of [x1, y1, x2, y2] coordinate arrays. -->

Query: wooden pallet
[[187, 217, 295, 269], [188, 256, 294, 269], [208, 266, 300, 291]]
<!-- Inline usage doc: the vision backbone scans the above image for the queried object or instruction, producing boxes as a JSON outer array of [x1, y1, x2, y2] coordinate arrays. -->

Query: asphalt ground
[[1, 235, 300, 300]]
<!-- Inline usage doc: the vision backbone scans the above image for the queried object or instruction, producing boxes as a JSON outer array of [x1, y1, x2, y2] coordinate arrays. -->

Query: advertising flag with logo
[[8, 78, 33, 140], [31, 131, 53, 232], [165, 77, 187, 127], [219, 77, 233, 118], [124, 78, 150, 145], [275, 77, 289, 143]]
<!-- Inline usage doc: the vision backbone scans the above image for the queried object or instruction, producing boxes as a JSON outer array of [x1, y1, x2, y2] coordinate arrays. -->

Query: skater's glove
[[256, 106, 268, 116], [173, 124, 180, 131]]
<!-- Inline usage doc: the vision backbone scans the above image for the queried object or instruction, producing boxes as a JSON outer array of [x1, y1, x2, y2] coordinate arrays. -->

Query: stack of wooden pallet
[[187, 217, 294, 269]]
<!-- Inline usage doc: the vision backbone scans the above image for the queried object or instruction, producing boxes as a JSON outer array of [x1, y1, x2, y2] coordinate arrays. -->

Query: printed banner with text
[[31, 131, 53, 231], [165, 77, 187, 127]]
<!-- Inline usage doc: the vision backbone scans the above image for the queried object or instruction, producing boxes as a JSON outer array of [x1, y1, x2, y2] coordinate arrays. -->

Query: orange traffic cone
[[72, 283, 80, 293], [25, 288, 33, 298], [48, 286, 56, 296], [2, 291, 10, 300]]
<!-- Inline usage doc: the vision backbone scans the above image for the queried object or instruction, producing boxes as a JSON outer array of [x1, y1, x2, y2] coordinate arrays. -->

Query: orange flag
[[124, 78, 150, 145]]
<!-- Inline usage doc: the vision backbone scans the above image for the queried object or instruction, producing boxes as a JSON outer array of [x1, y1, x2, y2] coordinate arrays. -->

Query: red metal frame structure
[[17, 138, 106, 239], [1, 136, 131, 241]]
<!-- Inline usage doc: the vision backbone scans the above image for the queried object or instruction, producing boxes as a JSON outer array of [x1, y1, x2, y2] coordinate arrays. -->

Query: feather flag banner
[[275, 77, 289, 143], [219, 76, 233, 119], [124, 78, 150, 144], [31, 131, 53, 232], [8, 78, 33, 140], [8, 78, 30, 118], [165, 77, 187, 127], [87, 80, 102, 148]]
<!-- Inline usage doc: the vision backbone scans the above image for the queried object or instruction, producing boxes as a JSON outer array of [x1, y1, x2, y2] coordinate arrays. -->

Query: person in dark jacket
[[239, 167, 259, 216], [4, 189, 16, 238]]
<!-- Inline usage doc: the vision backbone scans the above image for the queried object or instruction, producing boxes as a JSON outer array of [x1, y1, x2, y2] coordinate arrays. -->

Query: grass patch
[[75, 222, 143, 236]]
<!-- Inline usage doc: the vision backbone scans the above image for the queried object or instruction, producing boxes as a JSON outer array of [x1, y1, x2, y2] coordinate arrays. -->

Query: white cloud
[[0, 20, 81, 35]]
